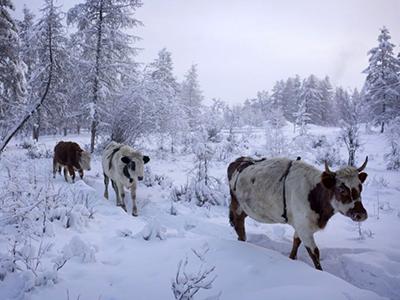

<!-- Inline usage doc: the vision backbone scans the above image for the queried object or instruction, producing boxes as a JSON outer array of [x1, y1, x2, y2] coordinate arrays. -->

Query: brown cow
[[53, 141, 91, 183]]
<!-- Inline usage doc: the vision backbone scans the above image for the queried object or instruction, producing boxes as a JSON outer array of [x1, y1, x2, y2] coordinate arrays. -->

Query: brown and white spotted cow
[[53, 141, 91, 183], [228, 156, 368, 270]]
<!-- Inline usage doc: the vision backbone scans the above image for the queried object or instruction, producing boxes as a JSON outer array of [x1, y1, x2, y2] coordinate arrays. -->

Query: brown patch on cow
[[321, 171, 336, 189], [53, 141, 83, 182], [289, 237, 301, 260], [351, 188, 360, 200], [359, 172, 368, 183], [227, 157, 254, 181], [308, 183, 335, 229], [335, 184, 352, 204], [229, 189, 247, 241]]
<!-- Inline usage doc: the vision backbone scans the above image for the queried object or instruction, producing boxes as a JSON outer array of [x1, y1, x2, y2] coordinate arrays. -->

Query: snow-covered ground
[[0, 125, 399, 300]]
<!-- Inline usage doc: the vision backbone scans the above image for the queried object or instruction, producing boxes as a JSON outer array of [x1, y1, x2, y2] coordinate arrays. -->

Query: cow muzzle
[[138, 176, 143, 181], [346, 201, 368, 222]]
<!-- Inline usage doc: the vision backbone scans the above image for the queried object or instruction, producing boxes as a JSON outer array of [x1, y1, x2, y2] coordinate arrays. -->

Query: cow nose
[[353, 212, 368, 222], [138, 176, 143, 181]]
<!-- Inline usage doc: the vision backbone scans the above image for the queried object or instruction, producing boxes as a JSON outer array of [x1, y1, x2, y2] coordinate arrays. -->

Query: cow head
[[79, 151, 91, 171], [321, 157, 368, 222], [121, 154, 150, 183]]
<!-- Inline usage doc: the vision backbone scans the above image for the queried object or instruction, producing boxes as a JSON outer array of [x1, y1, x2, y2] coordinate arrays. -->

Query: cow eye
[[339, 184, 348, 194]]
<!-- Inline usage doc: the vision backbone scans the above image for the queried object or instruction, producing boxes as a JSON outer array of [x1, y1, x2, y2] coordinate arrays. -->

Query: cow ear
[[321, 171, 336, 189], [359, 172, 368, 183], [121, 156, 131, 164], [143, 156, 150, 164]]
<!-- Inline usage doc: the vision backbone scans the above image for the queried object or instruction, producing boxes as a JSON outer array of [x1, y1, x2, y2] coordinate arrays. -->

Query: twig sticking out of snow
[[171, 244, 219, 300]]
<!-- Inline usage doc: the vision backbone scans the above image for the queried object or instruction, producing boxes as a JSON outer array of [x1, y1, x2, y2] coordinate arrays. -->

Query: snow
[[0, 125, 399, 300]]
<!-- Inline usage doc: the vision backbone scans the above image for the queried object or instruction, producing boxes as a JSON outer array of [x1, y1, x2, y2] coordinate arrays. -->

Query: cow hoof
[[132, 212, 138, 217], [118, 204, 127, 212]]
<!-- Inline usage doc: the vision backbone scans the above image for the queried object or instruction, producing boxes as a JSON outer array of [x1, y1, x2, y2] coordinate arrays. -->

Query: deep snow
[[0, 125, 399, 300]]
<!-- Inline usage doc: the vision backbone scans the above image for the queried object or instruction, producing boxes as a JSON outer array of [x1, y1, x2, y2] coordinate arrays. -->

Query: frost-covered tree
[[67, 0, 142, 152], [281, 75, 301, 122], [339, 88, 362, 166], [0, 0, 27, 135], [30, 0, 70, 139], [271, 79, 285, 110], [17, 5, 35, 84], [384, 116, 400, 170], [299, 75, 324, 125], [318, 76, 334, 125], [293, 95, 311, 135], [363, 27, 400, 133], [180, 64, 203, 131], [146, 48, 185, 152]]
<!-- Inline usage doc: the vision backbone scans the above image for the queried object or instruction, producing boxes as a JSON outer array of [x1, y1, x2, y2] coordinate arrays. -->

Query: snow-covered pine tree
[[67, 0, 142, 152], [334, 87, 351, 120], [146, 48, 184, 152], [17, 5, 35, 85], [318, 76, 334, 125], [180, 64, 203, 131], [30, 0, 70, 139], [281, 76, 301, 123], [293, 94, 311, 135], [0, 0, 27, 136], [299, 75, 324, 125], [271, 79, 285, 110], [363, 27, 400, 133]]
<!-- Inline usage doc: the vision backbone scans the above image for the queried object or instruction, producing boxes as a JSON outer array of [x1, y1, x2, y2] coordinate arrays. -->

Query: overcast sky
[[13, 0, 400, 104]]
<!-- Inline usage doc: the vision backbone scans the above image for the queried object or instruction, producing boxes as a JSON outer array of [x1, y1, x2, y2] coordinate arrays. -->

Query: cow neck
[[308, 182, 335, 229]]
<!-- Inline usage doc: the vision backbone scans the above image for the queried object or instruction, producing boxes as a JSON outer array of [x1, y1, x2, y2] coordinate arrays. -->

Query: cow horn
[[324, 161, 334, 175], [357, 156, 368, 172]]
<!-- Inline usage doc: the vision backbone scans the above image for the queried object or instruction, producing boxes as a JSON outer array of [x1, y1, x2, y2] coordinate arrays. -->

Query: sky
[[12, 0, 400, 104]]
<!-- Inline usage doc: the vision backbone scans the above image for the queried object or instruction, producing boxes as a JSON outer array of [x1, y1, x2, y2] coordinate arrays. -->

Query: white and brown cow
[[228, 156, 368, 270], [102, 141, 150, 216], [53, 141, 91, 183]]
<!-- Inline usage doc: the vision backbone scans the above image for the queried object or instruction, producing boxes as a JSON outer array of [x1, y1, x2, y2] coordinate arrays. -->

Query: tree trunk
[[90, 0, 104, 153]]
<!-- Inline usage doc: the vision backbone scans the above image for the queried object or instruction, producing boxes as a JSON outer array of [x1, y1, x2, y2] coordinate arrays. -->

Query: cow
[[102, 141, 150, 216], [228, 156, 368, 270], [53, 141, 91, 183]]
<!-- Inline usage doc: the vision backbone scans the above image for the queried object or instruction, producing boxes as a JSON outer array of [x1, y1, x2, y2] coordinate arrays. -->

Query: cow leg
[[67, 165, 76, 183], [118, 182, 127, 212], [289, 232, 302, 260], [229, 190, 247, 241], [63, 167, 69, 182], [298, 231, 322, 270], [52, 159, 58, 178], [78, 169, 84, 179], [111, 180, 120, 205], [103, 173, 110, 199], [130, 180, 138, 216]]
